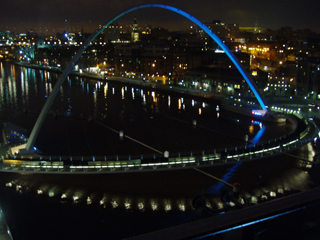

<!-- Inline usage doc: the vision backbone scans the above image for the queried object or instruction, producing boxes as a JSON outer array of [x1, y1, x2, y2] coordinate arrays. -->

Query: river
[[0, 61, 319, 239]]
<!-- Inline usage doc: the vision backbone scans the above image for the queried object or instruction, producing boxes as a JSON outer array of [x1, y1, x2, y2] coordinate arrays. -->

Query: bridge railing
[[0, 144, 297, 173], [1, 111, 318, 174]]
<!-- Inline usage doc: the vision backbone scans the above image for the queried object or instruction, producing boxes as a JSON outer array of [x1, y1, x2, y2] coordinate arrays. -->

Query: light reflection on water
[[0, 62, 297, 157]]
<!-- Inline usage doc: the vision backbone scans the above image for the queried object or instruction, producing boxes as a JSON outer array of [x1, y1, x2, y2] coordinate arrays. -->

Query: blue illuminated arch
[[24, 4, 267, 152]]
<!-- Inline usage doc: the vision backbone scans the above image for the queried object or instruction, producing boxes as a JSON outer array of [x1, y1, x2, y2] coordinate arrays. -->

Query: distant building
[[186, 52, 255, 95], [131, 18, 139, 43], [295, 55, 320, 98], [104, 22, 122, 43]]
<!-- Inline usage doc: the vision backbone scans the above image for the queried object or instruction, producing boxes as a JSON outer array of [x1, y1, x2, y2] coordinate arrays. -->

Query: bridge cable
[[94, 120, 163, 154], [193, 167, 234, 188]]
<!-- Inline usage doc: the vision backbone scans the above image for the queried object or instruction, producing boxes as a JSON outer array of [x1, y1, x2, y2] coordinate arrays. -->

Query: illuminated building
[[131, 18, 139, 43]]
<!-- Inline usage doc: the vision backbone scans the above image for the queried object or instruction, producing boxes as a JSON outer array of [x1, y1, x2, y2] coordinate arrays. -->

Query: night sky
[[1, 0, 319, 34]]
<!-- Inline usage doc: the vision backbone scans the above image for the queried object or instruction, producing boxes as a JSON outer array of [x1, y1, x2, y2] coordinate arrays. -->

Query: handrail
[[1, 115, 317, 174]]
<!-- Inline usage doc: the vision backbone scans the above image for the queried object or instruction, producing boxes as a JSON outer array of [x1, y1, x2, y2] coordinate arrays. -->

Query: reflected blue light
[[248, 125, 266, 147], [206, 162, 242, 194]]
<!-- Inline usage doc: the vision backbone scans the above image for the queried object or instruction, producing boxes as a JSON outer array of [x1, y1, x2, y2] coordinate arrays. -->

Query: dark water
[[0, 61, 319, 239], [0, 62, 293, 157]]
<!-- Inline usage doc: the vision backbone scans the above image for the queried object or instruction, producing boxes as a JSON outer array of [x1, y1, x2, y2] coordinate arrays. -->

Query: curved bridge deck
[[1, 115, 318, 174]]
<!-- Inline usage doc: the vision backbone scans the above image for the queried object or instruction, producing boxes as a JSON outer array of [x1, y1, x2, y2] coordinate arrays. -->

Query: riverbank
[[12, 61, 227, 102], [12, 60, 320, 123]]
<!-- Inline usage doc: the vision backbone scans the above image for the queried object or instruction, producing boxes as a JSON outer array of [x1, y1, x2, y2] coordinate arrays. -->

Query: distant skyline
[[1, 0, 319, 34]]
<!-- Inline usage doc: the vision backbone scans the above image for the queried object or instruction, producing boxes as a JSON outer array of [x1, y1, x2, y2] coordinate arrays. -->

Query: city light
[[1, 2, 320, 240]]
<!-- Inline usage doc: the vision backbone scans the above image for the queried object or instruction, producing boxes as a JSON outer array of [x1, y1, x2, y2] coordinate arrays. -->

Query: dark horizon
[[1, 0, 320, 35]]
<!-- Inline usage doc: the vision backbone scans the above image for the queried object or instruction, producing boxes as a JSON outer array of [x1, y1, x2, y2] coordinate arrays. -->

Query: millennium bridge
[[1, 5, 320, 240], [1, 110, 318, 174], [1, 4, 319, 174]]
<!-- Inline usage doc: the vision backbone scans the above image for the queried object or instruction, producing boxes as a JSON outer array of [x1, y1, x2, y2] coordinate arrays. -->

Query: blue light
[[252, 109, 266, 116], [251, 120, 261, 125], [206, 162, 242, 194], [252, 111, 263, 116], [193, 205, 306, 239], [248, 125, 266, 147]]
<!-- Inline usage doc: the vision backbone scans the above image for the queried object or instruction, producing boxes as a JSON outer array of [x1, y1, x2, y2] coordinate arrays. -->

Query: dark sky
[[1, 0, 319, 34]]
